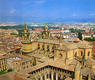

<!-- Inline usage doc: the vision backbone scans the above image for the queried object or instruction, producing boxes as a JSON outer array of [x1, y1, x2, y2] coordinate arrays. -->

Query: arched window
[[81, 51, 83, 56], [38, 78, 40, 80], [60, 53, 62, 57], [49, 72, 52, 79], [52, 46, 55, 53], [52, 46, 54, 50], [42, 45, 44, 50], [42, 76, 45, 80], [88, 51, 90, 56], [38, 44, 40, 49], [47, 73, 49, 78], [55, 45, 56, 48], [54, 73, 56, 80], [58, 74, 61, 80], [47, 45, 49, 51], [75, 52, 77, 57]]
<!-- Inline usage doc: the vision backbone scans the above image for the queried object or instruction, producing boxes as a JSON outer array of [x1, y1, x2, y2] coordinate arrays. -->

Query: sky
[[0, 0, 95, 23]]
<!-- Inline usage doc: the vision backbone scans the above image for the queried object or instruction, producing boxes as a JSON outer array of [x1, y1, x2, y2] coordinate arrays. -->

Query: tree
[[78, 32, 82, 40], [84, 37, 95, 41]]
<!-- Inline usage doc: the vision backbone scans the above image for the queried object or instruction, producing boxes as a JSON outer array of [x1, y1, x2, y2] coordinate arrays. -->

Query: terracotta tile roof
[[77, 41, 93, 48], [14, 73, 27, 80], [37, 39, 59, 44], [4, 54, 32, 63], [81, 67, 93, 77], [35, 39, 93, 50], [21, 60, 75, 74], [0, 72, 30, 80], [0, 72, 14, 80], [0, 55, 6, 59]]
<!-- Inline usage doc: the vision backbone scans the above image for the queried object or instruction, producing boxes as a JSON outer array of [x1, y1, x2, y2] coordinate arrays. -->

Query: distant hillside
[[0, 25, 59, 30], [0, 25, 23, 29]]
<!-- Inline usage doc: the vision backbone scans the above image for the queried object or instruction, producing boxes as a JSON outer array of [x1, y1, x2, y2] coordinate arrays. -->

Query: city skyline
[[0, 0, 95, 23]]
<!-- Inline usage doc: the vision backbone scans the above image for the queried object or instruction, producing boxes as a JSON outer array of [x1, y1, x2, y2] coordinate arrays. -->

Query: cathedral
[[21, 24, 95, 80], [22, 24, 32, 53]]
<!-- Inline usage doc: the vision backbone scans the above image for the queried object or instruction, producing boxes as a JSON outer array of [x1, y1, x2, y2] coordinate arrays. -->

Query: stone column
[[45, 74, 47, 80], [35, 77, 38, 80], [48, 71, 50, 80], [56, 73, 58, 80], [61, 74, 63, 80], [51, 72, 54, 80], [40, 75, 43, 80]]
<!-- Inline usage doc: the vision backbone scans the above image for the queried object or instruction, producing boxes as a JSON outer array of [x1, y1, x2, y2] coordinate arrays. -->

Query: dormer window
[[38, 44, 40, 49], [88, 51, 90, 56], [81, 51, 83, 56]]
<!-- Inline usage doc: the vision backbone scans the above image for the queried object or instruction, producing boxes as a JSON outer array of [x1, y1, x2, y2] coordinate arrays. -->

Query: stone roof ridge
[[75, 62, 81, 71], [77, 41, 93, 48]]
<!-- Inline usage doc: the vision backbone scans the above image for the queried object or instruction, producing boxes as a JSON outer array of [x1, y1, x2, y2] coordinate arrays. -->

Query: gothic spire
[[24, 24, 28, 30]]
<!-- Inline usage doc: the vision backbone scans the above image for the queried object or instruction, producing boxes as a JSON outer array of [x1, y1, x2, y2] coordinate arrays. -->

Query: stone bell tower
[[42, 24, 50, 39], [22, 24, 31, 43], [22, 24, 32, 54], [59, 32, 63, 48]]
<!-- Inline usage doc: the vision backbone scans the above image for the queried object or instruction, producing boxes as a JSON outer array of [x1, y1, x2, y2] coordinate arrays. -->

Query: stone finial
[[88, 74, 91, 80]]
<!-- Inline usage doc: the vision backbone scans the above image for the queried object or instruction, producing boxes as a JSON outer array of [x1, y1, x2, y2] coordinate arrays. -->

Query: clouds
[[72, 13, 77, 17], [9, 9, 16, 15], [22, 0, 46, 6], [34, 0, 46, 5], [89, 13, 95, 16], [1, 0, 95, 23]]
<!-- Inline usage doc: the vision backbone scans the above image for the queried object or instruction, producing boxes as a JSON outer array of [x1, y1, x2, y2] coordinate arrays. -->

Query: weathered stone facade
[[21, 24, 94, 80]]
